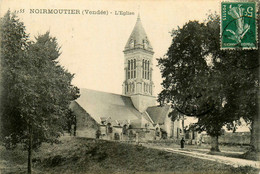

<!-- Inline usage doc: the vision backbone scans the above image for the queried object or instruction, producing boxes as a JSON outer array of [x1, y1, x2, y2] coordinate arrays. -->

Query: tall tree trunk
[[255, 41, 260, 152], [27, 124, 32, 174], [210, 135, 220, 152], [250, 116, 260, 152], [73, 124, 76, 136], [247, 19, 260, 160], [250, 38, 260, 154], [182, 116, 185, 137], [73, 116, 77, 136]]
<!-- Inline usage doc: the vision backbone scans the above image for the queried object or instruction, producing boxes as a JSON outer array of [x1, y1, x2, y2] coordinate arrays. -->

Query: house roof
[[124, 15, 153, 51], [75, 88, 145, 127], [146, 105, 171, 124]]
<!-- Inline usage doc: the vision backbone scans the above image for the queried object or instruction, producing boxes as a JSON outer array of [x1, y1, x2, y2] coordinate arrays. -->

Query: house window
[[123, 125, 127, 134], [156, 128, 160, 136], [107, 123, 113, 133]]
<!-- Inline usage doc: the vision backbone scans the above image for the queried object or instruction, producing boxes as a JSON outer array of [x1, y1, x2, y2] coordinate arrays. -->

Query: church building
[[70, 15, 182, 141]]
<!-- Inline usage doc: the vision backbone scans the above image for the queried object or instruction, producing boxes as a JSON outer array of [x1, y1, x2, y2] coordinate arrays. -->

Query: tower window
[[142, 59, 144, 78], [134, 59, 136, 78], [128, 60, 130, 79], [145, 60, 147, 79], [147, 61, 150, 80], [127, 59, 136, 79], [131, 60, 133, 78]]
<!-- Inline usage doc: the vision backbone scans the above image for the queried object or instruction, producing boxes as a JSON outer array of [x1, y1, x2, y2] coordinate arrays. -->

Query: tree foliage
[[158, 10, 259, 151], [0, 11, 80, 149], [0, 10, 29, 148], [158, 20, 227, 138]]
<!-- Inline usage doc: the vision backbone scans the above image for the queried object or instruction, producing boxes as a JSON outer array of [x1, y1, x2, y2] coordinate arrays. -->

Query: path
[[143, 144, 260, 169]]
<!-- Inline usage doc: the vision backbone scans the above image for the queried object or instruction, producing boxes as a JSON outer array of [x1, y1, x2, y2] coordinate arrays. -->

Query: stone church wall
[[130, 94, 157, 112], [70, 101, 99, 138]]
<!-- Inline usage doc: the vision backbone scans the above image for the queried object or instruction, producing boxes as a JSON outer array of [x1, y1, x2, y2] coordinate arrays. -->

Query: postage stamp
[[221, 1, 257, 49]]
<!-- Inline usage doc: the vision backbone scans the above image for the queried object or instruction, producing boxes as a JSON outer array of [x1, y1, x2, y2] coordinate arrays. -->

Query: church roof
[[74, 88, 146, 128], [146, 105, 171, 124], [124, 15, 153, 51]]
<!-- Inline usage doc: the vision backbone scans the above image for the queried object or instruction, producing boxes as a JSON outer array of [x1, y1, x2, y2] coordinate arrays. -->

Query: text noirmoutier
[[29, 9, 135, 16]]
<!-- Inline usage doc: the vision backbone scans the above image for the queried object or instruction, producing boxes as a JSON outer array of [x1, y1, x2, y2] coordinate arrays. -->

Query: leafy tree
[[205, 11, 259, 155], [158, 21, 226, 151], [0, 10, 29, 149], [0, 11, 80, 173], [158, 10, 259, 153]]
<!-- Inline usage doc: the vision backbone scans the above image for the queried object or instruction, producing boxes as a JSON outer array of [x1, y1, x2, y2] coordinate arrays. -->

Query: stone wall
[[202, 132, 250, 145], [70, 101, 99, 138]]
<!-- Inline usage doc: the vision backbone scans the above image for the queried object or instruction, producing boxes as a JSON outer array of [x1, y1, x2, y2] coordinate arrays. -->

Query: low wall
[[202, 132, 250, 145], [76, 128, 96, 138]]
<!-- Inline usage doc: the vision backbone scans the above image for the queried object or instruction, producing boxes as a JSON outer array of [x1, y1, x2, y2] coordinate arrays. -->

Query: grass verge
[[0, 136, 259, 174]]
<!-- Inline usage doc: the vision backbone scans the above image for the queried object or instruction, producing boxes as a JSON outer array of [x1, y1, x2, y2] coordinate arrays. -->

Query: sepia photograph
[[0, 0, 259, 173]]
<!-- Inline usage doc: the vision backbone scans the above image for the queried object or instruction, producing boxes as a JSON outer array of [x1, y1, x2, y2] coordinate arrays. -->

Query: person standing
[[180, 137, 185, 148], [96, 129, 101, 139]]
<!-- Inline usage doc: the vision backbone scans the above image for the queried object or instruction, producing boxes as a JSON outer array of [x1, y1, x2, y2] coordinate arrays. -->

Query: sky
[[1, 0, 251, 132], [0, 0, 219, 96]]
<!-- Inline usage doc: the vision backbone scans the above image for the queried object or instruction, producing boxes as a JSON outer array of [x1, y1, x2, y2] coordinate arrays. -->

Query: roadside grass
[[0, 143, 28, 173], [0, 137, 259, 174], [149, 142, 249, 152], [207, 150, 260, 161], [148, 142, 260, 161]]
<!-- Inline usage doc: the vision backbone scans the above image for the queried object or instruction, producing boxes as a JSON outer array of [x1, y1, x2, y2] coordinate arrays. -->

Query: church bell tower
[[122, 14, 156, 112]]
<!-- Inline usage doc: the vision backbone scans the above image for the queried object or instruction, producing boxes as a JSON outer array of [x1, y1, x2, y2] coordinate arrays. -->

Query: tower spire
[[137, 5, 140, 20], [124, 12, 153, 52]]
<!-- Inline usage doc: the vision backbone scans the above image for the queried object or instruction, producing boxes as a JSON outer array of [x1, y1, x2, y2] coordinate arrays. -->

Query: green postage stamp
[[221, 1, 257, 49]]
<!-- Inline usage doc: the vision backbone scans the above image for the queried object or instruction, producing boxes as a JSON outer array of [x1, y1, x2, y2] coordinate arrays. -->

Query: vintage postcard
[[0, 0, 259, 174]]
